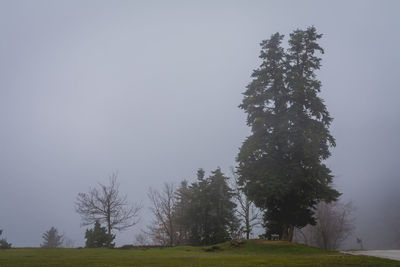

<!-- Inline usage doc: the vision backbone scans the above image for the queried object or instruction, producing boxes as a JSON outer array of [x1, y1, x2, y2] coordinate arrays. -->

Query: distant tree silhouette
[[0, 229, 11, 249], [41, 227, 63, 248], [75, 172, 142, 237], [293, 201, 355, 250]]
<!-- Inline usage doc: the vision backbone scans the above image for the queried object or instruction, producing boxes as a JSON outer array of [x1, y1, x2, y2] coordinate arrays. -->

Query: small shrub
[[0, 230, 11, 249], [85, 221, 115, 248]]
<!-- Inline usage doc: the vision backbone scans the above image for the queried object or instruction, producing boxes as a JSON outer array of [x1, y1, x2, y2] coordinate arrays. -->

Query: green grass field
[[0, 240, 398, 266]]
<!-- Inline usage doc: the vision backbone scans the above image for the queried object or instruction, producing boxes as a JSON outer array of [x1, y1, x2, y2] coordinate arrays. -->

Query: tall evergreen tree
[[206, 168, 238, 244], [186, 168, 211, 245], [237, 27, 339, 241], [173, 168, 237, 245], [173, 180, 192, 244]]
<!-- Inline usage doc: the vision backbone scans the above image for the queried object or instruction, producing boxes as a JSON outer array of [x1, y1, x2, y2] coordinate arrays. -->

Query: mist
[[0, 0, 399, 249]]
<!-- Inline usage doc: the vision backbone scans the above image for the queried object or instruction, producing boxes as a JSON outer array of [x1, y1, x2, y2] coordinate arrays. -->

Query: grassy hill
[[0, 239, 398, 266]]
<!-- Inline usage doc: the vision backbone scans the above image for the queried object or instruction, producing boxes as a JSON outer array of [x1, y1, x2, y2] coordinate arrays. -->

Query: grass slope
[[0, 240, 398, 266]]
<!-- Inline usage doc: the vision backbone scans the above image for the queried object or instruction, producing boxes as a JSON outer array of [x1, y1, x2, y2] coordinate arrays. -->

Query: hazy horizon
[[1, 0, 399, 249]]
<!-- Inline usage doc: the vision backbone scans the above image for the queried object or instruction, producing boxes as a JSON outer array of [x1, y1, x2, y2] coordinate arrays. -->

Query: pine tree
[[174, 168, 237, 245], [85, 221, 115, 248], [206, 168, 238, 244], [184, 169, 209, 245], [237, 27, 339, 241], [41, 227, 63, 248], [173, 180, 191, 244]]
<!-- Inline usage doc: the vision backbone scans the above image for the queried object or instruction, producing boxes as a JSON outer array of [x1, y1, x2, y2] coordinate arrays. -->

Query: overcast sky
[[0, 0, 399, 248]]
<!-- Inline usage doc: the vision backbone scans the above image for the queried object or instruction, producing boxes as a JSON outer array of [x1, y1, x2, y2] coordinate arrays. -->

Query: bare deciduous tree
[[147, 183, 177, 246], [134, 232, 150, 246], [63, 236, 76, 248], [230, 167, 260, 239], [75, 172, 142, 235], [294, 201, 355, 250]]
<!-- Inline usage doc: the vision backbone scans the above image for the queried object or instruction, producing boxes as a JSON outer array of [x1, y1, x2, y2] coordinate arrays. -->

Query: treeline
[[146, 168, 253, 246], [2, 26, 355, 250], [71, 168, 259, 248]]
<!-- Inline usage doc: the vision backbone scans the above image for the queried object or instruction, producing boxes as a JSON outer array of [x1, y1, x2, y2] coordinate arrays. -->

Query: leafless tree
[[63, 236, 76, 248], [230, 167, 260, 239], [147, 183, 177, 246], [294, 201, 355, 250], [384, 194, 400, 249], [75, 172, 142, 235], [134, 232, 150, 246]]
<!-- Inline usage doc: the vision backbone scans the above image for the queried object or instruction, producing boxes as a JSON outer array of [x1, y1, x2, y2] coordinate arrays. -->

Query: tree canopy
[[148, 168, 238, 246], [177, 168, 238, 245], [237, 26, 340, 241]]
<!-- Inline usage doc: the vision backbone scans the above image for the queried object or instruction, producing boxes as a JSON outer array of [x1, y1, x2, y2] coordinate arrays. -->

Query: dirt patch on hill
[[253, 239, 292, 245]]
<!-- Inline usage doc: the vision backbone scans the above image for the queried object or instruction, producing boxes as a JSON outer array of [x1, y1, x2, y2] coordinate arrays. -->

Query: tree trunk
[[281, 224, 294, 241], [107, 214, 111, 235], [281, 224, 288, 240], [288, 225, 294, 242], [245, 204, 250, 239]]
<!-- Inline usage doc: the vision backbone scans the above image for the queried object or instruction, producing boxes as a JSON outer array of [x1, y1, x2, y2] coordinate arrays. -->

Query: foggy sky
[[1, 0, 399, 248]]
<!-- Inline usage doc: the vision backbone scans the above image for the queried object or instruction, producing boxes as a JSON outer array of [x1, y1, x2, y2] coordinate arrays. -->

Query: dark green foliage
[[85, 221, 115, 248], [0, 229, 12, 249], [174, 168, 238, 246], [237, 27, 340, 241], [41, 227, 63, 248], [205, 169, 239, 244]]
